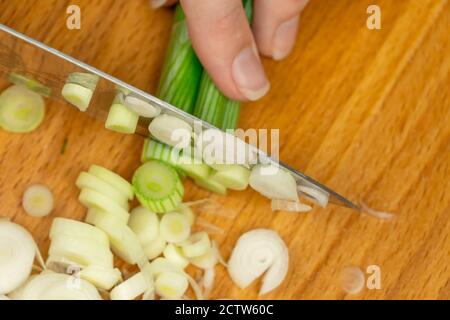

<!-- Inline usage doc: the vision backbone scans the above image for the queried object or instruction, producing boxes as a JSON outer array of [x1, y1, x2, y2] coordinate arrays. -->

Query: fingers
[[180, 0, 270, 101], [150, 0, 178, 8], [253, 0, 309, 60]]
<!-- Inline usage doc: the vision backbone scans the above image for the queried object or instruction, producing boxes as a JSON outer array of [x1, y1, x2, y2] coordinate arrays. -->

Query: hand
[[152, 0, 309, 101]]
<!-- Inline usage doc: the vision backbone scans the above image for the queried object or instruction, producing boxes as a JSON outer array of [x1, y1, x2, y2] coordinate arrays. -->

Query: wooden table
[[0, 0, 448, 300]]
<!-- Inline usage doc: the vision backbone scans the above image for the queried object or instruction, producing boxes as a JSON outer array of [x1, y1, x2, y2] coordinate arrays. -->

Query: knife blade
[[0, 23, 360, 211]]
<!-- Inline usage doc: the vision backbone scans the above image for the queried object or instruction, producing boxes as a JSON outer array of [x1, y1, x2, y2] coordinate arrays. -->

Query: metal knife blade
[[0, 23, 360, 211]]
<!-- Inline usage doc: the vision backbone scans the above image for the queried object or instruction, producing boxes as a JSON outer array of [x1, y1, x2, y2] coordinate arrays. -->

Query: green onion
[[148, 114, 193, 149], [8, 73, 51, 97], [0, 85, 45, 133], [194, 175, 227, 196], [141, 139, 186, 179], [66, 72, 99, 90], [132, 160, 184, 213], [88, 164, 134, 200], [78, 188, 130, 223], [141, 138, 182, 168], [155, 271, 189, 299], [0, 221, 36, 295], [60, 137, 68, 155], [193, 0, 253, 129], [61, 72, 99, 112], [193, 72, 226, 127], [22, 184, 54, 217], [221, 99, 241, 130], [176, 149, 211, 181], [159, 212, 191, 244], [76, 171, 129, 210], [156, 4, 203, 113], [211, 164, 250, 191], [105, 93, 139, 134]]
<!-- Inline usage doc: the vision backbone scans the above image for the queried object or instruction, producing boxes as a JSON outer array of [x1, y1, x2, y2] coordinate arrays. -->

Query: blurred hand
[[152, 0, 309, 101]]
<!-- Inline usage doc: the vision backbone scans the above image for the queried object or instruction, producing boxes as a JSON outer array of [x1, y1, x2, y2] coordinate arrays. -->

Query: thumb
[[180, 0, 270, 101]]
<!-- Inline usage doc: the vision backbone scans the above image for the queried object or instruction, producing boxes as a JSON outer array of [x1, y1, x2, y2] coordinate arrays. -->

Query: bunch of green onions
[[157, 1, 254, 130]]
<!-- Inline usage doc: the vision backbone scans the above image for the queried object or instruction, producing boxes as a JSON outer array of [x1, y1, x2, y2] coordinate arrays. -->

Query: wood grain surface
[[0, 0, 449, 300]]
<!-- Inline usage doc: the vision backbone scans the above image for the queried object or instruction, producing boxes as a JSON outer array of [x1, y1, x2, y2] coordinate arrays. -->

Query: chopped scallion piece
[[61, 83, 93, 112], [0, 85, 45, 133], [88, 164, 134, 200], [8, 73, 51, 97], [105, 94, 139, 134], [22, 184, 54, 217], [132, 161, 184, 213]]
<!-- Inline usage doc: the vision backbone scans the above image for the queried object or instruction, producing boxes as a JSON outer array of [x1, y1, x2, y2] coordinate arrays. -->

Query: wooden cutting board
[[0, 0, 448, 300]]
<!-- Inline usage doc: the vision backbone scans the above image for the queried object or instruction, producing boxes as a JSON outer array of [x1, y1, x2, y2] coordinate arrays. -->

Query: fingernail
[[232, 46, 270, 101], [273, 16, 299, 61], [151, 0, 166, 9]]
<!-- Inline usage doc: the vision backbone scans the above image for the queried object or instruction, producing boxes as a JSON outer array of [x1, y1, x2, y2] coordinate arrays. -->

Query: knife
[[0, 23, 360, 211]]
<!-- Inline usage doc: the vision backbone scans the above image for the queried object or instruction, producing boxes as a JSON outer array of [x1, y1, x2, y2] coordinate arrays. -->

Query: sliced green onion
[[128, 206, 159, 246], [176, 150, 211, 180], [155, 271, 189, 299], [66, 72, 99, 90], [189, 249, 218, 270], [50, 217, 109, 247], [148, 114, 192, 149], [156, 4, 203, 113], [110, 272, 150, 300], [228, 228, 289, 295], [76, 171, 129, 210], [61, 83, 93, 112], [201, 267, 215, 297], [180, 232, 211, 258], [88, 164, 134, 200], [80, 266, 122, 291], [211, 164, 250, 191], [0, 221, 36, 295], [340, 266, 365, 294], [105, 94, 139, 134], [16, 271, 102, 300], [143, 235, 167, 260], [49, 233, 114, 268], [196, 128, 258, 166], [132, 161, 184, 214], [10, 272, 62, 300], [159, 212, 191, 244], [271, 199, 312, 212], [8, 73, 51, 97], [148, 258, 204, 300], [78, 188, 130, 224], [85, 207, 129, 229], [85, 212, 145, 265], [298, 185, 329, 208], [163, 244, 189, 269], [61, 73, 99, 112], [22, 184, 54, 217], [177, 204, 195, 226], [124, 95, 161, 118], [249, 165, 299, 201], [0, 85, 45, 133], [40, 278, 101, 300], [194, 175, 227, 195]]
